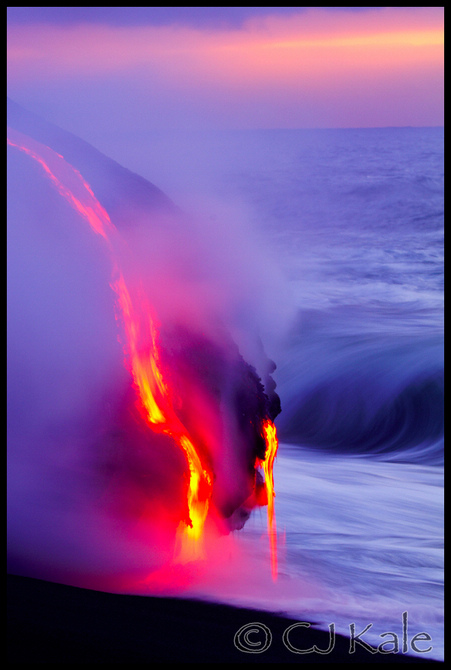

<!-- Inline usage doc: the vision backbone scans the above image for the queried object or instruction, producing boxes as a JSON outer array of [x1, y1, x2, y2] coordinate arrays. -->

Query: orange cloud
[[7, 7, 443, 128], [7, 8, 443, 80]]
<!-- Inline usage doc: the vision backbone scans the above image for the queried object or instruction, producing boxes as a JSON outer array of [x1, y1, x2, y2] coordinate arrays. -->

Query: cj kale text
[[234, 612, 432, 655]]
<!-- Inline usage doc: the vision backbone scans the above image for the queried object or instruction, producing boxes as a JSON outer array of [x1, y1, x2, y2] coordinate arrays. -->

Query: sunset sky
[[7, 6, 443, 138]]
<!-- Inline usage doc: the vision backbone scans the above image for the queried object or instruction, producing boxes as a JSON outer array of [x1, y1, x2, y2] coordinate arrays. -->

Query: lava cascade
[[7, 124, 279, 576]]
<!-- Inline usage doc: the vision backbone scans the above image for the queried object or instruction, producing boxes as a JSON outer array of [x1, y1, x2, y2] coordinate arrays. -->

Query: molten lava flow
[[7, 127, 212, 551], [8, 125, 280, 575], [257, 419, 279, 580], [7, 130, 113, 241], [111, 272, 212, 551], [111, 273, 167, 426]]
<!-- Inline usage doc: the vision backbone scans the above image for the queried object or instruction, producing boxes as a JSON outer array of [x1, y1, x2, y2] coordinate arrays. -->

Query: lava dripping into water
[[258, 420, 279, 580], [7, 126, 279, 574]]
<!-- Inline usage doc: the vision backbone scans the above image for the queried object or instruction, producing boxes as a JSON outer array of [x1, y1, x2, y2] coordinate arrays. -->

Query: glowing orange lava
[[8, 127, 279, 573], [257, 419, 279, 580], [111, 272, 213, 553], [7, 131, 113, 240], [7, 128, 212, 551]]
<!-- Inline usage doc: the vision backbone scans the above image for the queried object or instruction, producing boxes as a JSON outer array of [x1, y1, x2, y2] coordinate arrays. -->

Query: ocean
[[108, 126, 443, 659]]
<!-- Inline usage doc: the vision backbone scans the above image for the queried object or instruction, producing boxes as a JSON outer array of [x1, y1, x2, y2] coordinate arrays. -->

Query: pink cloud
[[7, 7, 444, 129]]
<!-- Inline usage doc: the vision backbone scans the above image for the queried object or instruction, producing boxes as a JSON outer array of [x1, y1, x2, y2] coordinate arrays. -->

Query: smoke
[[7, 102, 288, 589]]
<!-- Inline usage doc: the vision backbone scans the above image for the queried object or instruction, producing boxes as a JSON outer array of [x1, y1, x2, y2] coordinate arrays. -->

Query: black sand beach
[[7, 574, 440, 663]]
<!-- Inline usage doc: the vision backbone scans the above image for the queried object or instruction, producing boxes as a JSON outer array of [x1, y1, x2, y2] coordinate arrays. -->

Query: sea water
[[228, 128, 443, 659]]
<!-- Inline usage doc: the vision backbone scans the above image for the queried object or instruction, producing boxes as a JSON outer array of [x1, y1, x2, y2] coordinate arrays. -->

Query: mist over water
[[94, 126, 444, 456], [102, 125, 443, 657], [7, 110, 443, 660]]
